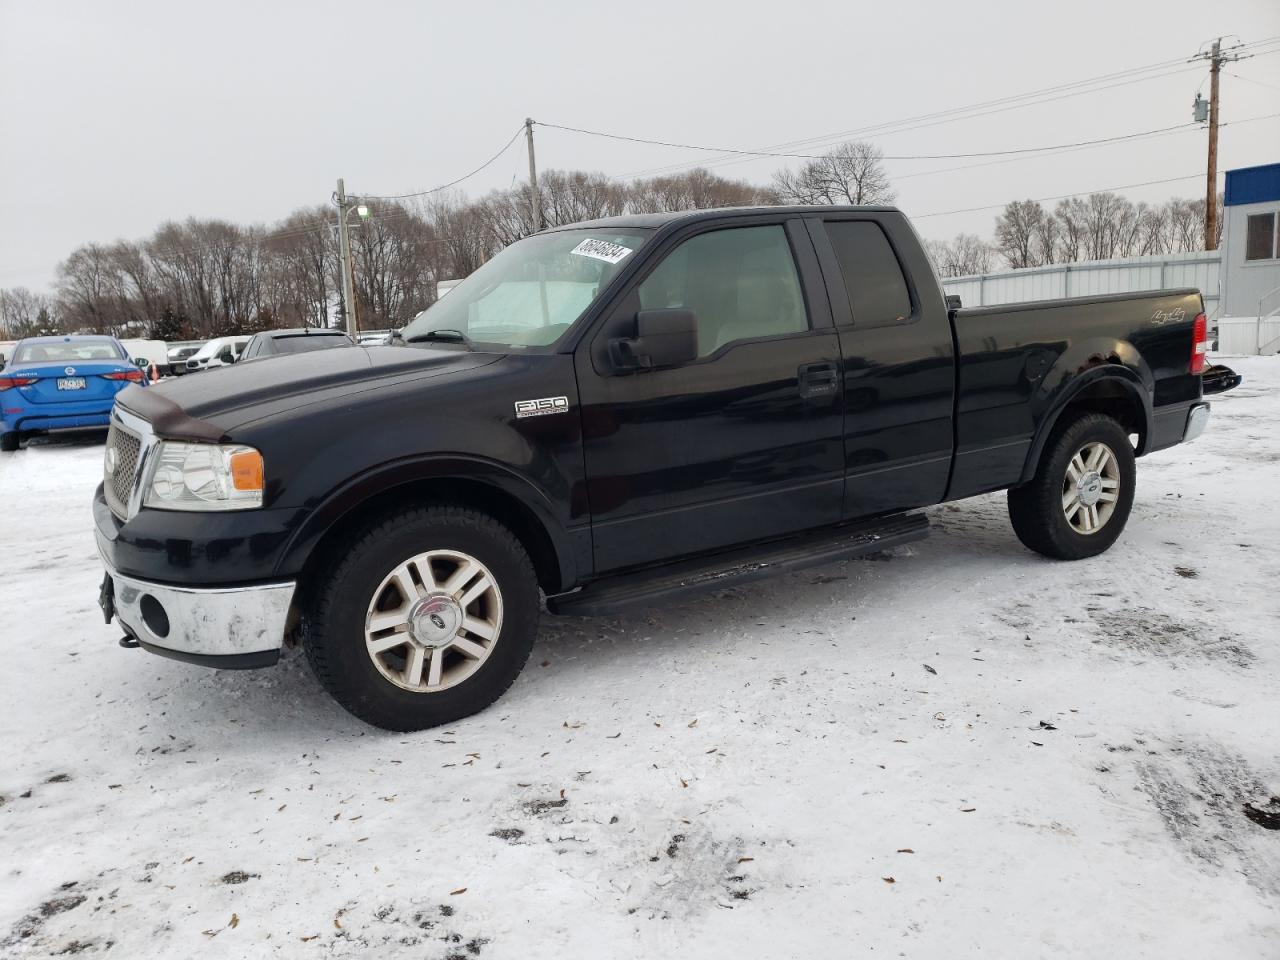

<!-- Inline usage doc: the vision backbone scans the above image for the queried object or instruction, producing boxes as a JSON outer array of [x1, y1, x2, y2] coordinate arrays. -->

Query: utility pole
[[525, 118, 542, 233], [335, 178, 358, 337], [1192, 38, 1242, 251]]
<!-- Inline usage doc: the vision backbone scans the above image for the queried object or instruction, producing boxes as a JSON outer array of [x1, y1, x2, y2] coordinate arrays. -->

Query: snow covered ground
[[1, 357, 1277, 959]]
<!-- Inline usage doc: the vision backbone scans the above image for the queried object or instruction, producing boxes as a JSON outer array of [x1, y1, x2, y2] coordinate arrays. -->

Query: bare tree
[[1165, 199, 1200, 252], [773, 141, 895, 206], [1132, 204, 1169, 256], [926, 234, 996, 277], [261, 207, 336, 328], [419, 193, 498, 280], [1053, 198, 1085, 263], [347, 203, 440, 329], [0, 287, 58, 338], [628, 167, 775, 212], [1058, 192, 1134, 261], [539, 170, 627, 226], [994, 200, 1050, 269], [108, 241, 163, 328], [1178, 195, 1223, 251], [56, 244, 120, 334]]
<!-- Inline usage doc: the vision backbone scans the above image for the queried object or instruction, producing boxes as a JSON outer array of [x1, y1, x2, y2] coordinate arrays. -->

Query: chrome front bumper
[[1183, 403, 1210, 443], [100, 551, 295, 668]]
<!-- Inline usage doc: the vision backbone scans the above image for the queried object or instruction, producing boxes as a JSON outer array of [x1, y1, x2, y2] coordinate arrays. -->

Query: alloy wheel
[[363, 549, 503, 692]]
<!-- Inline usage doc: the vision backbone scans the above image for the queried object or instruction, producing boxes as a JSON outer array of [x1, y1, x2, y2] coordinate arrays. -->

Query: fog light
[[139, 594, 170, 638]]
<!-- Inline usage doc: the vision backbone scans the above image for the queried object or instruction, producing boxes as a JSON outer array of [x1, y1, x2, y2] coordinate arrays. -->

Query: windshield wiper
[[405, 329, 474, 349]]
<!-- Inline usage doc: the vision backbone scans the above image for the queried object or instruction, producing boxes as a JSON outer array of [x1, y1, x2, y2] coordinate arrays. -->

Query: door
[[575, 218, 845, 573], [806, 216, 956, 517]]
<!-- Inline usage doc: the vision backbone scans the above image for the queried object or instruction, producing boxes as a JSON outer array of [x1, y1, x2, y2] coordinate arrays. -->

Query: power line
[[620, 39, 1280, 179], [912, 173, 1209, 220], [892, 112, 1280, 183], [618, 64, 1206, 179], [353, 126, 525, 201], [537, 119, 1205, 163], [1226, 70, 1280, 92]]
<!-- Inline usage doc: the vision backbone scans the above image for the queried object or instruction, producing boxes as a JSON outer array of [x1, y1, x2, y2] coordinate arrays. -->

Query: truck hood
[[118, 344, 499, 437]]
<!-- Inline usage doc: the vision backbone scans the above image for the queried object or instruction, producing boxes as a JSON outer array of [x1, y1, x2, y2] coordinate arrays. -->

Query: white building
[[1218, 162, 1280, 354]]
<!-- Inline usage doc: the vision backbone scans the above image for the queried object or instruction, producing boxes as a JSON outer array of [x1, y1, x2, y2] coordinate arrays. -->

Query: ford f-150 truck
[[93, 205, 1241, 730]]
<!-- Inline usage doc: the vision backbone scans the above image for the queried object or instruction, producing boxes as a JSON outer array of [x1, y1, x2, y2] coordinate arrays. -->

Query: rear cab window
[[273, 335, 350, 354], [823, 221, 913, 327]]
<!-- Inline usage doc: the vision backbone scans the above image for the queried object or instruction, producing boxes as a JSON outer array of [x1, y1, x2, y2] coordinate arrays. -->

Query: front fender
[[273, 453, 582, 589]]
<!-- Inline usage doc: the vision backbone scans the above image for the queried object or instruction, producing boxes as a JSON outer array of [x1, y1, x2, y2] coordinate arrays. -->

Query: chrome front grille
[[104, 420, 142, 518]]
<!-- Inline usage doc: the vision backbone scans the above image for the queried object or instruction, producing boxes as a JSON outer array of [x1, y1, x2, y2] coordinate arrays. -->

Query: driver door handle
[[798, 361, 839, 399]]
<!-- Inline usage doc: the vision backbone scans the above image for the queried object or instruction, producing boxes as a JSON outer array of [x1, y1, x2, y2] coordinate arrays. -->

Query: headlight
[[143, 442, 264, 511]]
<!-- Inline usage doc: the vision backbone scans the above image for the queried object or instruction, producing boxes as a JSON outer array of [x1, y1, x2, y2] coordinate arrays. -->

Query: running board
[[548, 512, 929, 617]]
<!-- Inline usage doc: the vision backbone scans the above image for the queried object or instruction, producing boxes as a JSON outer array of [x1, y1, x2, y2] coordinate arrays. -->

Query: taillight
[[103, 370, 144, 382], [0, 376, 38, 390], [1190, 312, 1208, 375]]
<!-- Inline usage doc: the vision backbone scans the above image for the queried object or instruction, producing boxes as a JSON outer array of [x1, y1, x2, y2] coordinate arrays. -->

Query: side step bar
[[548, 512, 929, 617]]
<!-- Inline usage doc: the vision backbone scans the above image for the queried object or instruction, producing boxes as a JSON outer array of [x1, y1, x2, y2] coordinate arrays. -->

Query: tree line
[[927, 193, 1222, 278], [0, 140, 1222, 340], [0, 164, 784, 341]]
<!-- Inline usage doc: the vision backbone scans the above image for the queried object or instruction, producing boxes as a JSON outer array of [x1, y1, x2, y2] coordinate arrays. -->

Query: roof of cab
[[546, 204, 902, 233]]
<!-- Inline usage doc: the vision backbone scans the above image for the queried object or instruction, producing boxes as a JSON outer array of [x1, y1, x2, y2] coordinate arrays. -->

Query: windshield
[[400, 228, 651, 350], [14, 340, 124, 363]]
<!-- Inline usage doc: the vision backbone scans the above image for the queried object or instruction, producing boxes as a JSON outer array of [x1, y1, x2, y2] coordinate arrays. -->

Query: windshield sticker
[[570, 238, 633, 264]]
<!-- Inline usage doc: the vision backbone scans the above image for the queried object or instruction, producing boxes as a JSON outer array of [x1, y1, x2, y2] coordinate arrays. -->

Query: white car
[[184, 335, 250, 372]]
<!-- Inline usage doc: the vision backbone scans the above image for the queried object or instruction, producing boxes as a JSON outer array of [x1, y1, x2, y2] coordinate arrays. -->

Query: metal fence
[[941, 251, 1221, 317]]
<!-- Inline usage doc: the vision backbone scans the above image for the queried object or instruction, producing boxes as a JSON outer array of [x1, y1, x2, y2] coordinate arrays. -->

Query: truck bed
[[946, 288, 1205, 500]]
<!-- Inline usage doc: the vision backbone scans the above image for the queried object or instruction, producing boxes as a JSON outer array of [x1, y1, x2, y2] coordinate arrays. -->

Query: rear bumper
[[2, 406, 113, 434], [1183, 403, 1210, 442], [1149, 400, 1213, 452], [98, 548, 294, 668]]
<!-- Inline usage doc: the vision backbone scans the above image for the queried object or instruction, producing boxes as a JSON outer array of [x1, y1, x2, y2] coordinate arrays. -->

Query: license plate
[[58, 377, 87, 391]]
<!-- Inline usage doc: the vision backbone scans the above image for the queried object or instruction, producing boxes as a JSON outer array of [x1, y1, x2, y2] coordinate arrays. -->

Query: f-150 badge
[[514, 396, 569, 419]]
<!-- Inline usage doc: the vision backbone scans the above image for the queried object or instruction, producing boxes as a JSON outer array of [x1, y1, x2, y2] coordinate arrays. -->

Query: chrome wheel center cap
[[408, 595, 461, 647], [1077, 471, 1103, 507]]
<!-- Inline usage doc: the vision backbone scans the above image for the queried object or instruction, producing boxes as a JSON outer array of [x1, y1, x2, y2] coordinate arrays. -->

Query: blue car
[[0, 335, 148, 452]]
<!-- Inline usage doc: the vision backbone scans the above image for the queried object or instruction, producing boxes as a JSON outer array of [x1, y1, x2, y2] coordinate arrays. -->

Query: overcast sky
[[1, 0, 1277, 294]]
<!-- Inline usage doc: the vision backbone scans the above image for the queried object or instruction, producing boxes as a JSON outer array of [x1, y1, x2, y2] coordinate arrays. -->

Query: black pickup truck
[[94, 205, 1240, 730]]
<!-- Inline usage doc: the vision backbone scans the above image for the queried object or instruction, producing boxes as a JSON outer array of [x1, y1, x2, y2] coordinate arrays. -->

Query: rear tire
[[1007, 413, 1136, 561], [0, 432, 18, 452], [303, 504, 540, 731]]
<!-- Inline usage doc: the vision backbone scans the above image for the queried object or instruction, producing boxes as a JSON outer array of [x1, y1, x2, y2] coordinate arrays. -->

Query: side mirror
[[134, 357, 149, 369], [609, 308, 698, 372]]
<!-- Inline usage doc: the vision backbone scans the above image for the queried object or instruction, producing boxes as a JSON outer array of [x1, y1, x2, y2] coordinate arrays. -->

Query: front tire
[[304, 504, 540, 731], [1007, 413, 1136, 561]]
